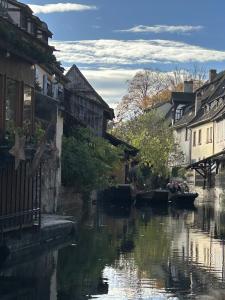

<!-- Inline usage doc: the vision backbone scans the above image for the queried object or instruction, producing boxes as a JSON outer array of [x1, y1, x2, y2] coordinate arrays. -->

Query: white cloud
[[115, 25, 204, 34], [51, 39, 225, 66], [80, 68, 141, 105], [29, 3, 97, 14]]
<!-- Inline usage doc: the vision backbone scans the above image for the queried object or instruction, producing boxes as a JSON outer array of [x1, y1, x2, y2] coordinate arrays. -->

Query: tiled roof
[[213, 104, 225, 121], [189, 102, 225, 127], [195, 71, 225, 104], [173, 106, 195, 129], [186, 71, 225, 127]]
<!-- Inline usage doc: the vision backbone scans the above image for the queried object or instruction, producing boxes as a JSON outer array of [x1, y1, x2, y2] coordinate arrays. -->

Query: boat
[[135, 189, 168, 207], [168, 192, 198, 208], [102, 184, 135, 207], [135, 189, 198, 208]]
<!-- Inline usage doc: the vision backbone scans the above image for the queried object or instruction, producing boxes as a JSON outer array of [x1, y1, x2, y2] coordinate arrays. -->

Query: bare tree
[[168, 64, 207, 91], [116, 65, 207, 122], [116, 69, 170, 121]]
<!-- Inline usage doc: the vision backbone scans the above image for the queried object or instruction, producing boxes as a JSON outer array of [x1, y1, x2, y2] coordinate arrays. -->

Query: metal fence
[[0, 157, 41, 234]]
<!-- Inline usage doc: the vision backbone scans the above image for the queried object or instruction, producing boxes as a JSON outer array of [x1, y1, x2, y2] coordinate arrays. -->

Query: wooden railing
[[0, 150, 41, 234]]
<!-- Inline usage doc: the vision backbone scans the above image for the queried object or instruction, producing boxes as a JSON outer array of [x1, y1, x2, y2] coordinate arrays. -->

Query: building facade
[[0, 0, 67, 232], [65, 65, 114, 137]]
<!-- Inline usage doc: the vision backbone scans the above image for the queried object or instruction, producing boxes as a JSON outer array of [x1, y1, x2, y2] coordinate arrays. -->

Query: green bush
[[62, 127, 122, 192]]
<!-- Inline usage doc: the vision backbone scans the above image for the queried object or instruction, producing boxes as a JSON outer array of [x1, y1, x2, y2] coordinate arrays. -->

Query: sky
[[24, 0, 225, 108]]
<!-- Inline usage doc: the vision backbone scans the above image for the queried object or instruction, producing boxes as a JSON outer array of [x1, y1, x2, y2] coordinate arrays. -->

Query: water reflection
[[2, 200, 225, 299], [0, 251, 58, 300]]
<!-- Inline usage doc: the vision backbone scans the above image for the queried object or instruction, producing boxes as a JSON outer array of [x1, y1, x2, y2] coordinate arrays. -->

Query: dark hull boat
[[135, 189, 198, 208], [135, 189, 168, 207], [102, 184, 135, 207], [169, 192, 198, 208]]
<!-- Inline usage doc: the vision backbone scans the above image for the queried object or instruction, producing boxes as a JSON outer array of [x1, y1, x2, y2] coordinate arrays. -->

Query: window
[[198, 129, 202, 145], [1, 78, 34, 137], [193, 131, 196, 147], [23, 85, 33, 132], [47, 81, 52, 97], [30, 23, 37, 36], [5, 78, 18, 132], [210, 127, 213, 142], [175, 108, 183, 121], [207, 127, 213, 143], [185, 128, 188, 141]]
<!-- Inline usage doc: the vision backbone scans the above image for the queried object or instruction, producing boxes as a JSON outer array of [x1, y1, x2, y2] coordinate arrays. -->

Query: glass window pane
[[23, 85, 32, 130], [5, 78, 17, 131]]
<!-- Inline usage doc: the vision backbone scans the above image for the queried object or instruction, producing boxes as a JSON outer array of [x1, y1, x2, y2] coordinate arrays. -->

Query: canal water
[[1, 198, 225, 299]]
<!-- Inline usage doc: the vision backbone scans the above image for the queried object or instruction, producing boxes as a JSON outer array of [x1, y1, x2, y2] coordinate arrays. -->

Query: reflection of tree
[[57, 226, 121, 300], [133, 216, 171, 281]]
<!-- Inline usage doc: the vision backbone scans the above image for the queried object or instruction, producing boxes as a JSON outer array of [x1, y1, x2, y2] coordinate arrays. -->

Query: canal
[[1, 197, 225, 299]]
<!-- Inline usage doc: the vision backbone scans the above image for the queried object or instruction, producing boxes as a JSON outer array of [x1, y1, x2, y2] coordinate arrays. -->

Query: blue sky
[[25, 0, 225, 107]]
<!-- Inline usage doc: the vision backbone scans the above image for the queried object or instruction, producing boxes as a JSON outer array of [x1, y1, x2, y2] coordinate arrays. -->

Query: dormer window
[[30, 23, 37, 36], [211, 100, 217, 109], [218, 98, 224, 106], [20, 13, 28, 30], [204, 104, 210, 113]]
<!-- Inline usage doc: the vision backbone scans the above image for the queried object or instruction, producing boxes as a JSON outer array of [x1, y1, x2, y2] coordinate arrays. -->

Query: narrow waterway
[[1, 197, 225, 299]]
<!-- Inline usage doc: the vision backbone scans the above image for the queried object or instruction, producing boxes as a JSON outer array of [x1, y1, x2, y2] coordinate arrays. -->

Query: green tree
[[113, 111, 174, 177], [62, 127, 122, 192]]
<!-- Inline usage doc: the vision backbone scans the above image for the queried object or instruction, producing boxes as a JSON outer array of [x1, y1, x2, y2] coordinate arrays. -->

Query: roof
[[175, 71, 225, 128], [173, 105, 195, 129], [195, 71, 225, 104], [187, 149, 225, 169], [188, 102, 225, 128], [8, 0, 33, 14], [195, 71, 225, 93], [170, 92, 195, 104], [105, 133, 139, 156], [7, 0, 53, 36], [213, 103, 225, 122], [66, 65, 114, 119]]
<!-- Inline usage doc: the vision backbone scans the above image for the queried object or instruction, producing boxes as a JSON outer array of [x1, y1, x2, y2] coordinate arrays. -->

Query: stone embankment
[[1, 214, 76, 268]]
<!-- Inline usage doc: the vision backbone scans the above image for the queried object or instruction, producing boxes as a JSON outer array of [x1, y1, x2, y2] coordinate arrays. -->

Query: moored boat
[[168, 192, 198, 207], [102, 184, 135, 207], [135, 189, 198, 208], [135, 189, 168, 207]]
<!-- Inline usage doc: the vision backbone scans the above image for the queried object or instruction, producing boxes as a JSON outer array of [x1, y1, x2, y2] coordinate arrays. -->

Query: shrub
[[62, 127, 122, 192]]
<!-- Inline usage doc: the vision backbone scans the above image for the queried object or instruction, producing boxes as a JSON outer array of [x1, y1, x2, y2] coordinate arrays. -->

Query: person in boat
[[167, 181, 176, 193], [181, 181, 189, 193], [167, 181, 183, 193], [174, 181, 182, 192]]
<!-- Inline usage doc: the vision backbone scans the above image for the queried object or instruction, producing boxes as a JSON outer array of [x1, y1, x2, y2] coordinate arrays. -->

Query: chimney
[[209, 69, 217, 82], [183, 80, 193, 93]]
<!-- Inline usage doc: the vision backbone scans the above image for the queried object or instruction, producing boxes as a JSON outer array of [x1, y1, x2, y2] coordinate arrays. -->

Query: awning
[[105, 133, 139, 157], [186, 149, 225, 188]]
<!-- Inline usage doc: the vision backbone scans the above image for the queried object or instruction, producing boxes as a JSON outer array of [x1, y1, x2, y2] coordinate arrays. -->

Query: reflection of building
[[0, 251, 58, 300], [173, 206, 225, 282]]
